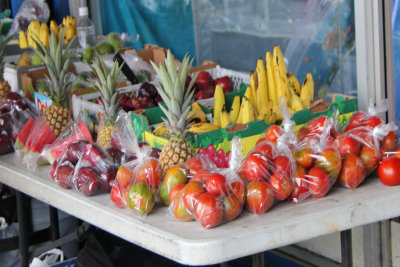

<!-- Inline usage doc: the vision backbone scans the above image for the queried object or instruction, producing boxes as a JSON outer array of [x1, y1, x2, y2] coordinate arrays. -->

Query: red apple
[[214, 76, 233, 93], [74, 167, 99, 195], [195, 71, 213, 91]]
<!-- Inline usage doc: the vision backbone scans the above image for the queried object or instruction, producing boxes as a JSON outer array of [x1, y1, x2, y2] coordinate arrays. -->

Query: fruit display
[[194, 71, 233, 100], [291, 118, 341, 202], [32, 28, 76, 137], [89, 55, 123, 147], [80, 32, 125, 64], [18, 17, 77, 49], [0, 22, 14, 102], [169, 137, 245, 228], [119, 82, 160, 112], [150, 50, 198, 173]]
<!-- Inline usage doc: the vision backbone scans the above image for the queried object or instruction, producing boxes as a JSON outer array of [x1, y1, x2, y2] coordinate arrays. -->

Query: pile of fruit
[[193, 71, 233, 100]]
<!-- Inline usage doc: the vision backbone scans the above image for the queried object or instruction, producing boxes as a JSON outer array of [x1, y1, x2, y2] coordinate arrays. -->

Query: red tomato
[[223, 194, 242, 221], [185, 157, 203, 173], [240, 153, 269, 182], [334, 136, 361, 157], [362, 116, 383, 129], [254, 142, 273, 158], [111, 183, 126, 208], [377, 157, 400, 186], [245, 181, 274, 214], [265, 125, 282, 144], [360, 146, 379, 173], [307, 116, 327, 135], [169, 183, 186, 205], [191, 169, 211, 184], [136, 159, 162, 188], [297, 126, 310, 141], [256, 137, 266, 146], [339, 153, 366, 189], [348, 111, 367, 126], [294, 147, 314, 169], [307, 167, 331, 198], [194, 192, 224, 228], [382, 131, 397, 152], [316, 147, 342, 180], [182, 181, 205, 212], [205, 174, 228, 197], [273, 155, 292, 176], [288, 166, 309, 203], [229, 181, 245, 203], [269, 173, 292, 200]]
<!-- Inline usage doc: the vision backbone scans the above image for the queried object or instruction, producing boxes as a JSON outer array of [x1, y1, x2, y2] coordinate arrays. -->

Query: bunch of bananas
[[18, 16, 77, 49], [248, 45, 314, 125]]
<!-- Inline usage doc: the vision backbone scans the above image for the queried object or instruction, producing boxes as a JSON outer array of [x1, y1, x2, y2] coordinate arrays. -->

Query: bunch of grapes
[[198, 145, 230, 168]]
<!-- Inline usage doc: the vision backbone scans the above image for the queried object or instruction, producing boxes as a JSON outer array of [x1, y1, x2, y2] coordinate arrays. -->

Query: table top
[[0, 153, 399, 266]]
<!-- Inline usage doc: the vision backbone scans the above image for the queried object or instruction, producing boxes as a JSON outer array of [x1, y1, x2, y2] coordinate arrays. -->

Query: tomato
[[316, 148, 342, 179], [110, 183, 126, 208], [194, 192, 224, 228], [136, 159, 162, 188], [256, 137, 266, 146], [185, 157, 203, 173], [169, 183, 186, 205], [294, 147, 314, 169], [254, 142, 273, 158], [307, 167, 331, 198], [288, 166, 309, 203], [273, 155, 292, 176], [360, 146, 379, 173], [229, 181, 246, 203], [307, 116, 327, 135], [205, 173, 228, 197], [223, 194, 242, 221], [377, 157, 400, 186], [240, 153, 269, 182], [245, 181, 274, 214], [116, 165, 134, 188], [172, 190, 194, 221], [269, 173, 292, 200], [362, 116, 383, 129], [382, 131, 397, 151], [334, 135, 361, 157], [348, 111, 367, 126], [127, 183, 155, 215], [191, 169, 211, 184], [339, 153, 365, 189], [265, 125, 282, 144], [344, 123, 360, 132], [182, 181, 205, 212], [297, 126, 310, 141]]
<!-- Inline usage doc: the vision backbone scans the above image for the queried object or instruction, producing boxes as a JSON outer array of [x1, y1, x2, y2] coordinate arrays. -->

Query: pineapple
[[89, 55, 123, 147], [0, 22, 14, 101], [32, 29, 76, 136], [150, 50, 198, 173]]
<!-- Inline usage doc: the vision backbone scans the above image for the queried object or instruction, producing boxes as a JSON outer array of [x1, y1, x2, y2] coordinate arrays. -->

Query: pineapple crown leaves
[[89, 54, 123, 125], [0, 22, 16, 78], [150, 50, 198, 138], [32, 28, 77, 107]]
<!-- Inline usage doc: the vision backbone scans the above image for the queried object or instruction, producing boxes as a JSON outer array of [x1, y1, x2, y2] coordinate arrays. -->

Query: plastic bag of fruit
[[344, 99, 388, 132], [110, 112, 162, 215], [159, 154, 215, 206], [169, 136, 245, 228], [334, 122, 398, 189], [291, 117, 342, 203]]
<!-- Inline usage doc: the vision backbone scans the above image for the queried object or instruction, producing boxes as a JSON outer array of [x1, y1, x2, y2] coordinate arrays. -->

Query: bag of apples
[[334, 122, 398, 189], [110, 112, 162, 215], [291, 117, 343, 203], [169, 136, 245, 228]]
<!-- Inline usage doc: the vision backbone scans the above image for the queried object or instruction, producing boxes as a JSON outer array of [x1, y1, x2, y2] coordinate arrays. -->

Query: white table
[[0, 153, 399, 266]]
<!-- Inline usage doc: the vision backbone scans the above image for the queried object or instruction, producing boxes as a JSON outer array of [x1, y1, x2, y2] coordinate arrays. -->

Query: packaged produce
[[291, 117, 341, 203], [344, 99, 387, 132], [110, 112, 162, 215], [334, 122, 398, 189], [170, 136, 245, 228]]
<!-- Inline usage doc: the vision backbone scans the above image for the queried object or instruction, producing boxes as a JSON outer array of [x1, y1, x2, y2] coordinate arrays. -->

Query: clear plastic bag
[[291, 118, 342, 203], [8, 0, 50, 35], [110, 112, 162, 215], [169, 136, 245, 229], [344, 99, 388, 132]]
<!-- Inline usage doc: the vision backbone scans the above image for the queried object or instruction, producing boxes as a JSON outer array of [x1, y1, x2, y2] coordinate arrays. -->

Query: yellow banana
[[272, 105, 283, 122], [287, 72, 301, 96], [187, 106, 206, 123], [50, 20, 58, 33], [230, 95, 241, 123], [19, 30, 28, 49], [153, 124, 169, 137], [213, 84, 225, 128], [39, 23, 49, 47], [189, 123, 220, 134], [273, 45, 290, 103], [192, 102, 203, 111], [221, 105, 232, 128], [291, 94, 305, 112], [256, 58, 268, 114], [257, 99, 273, 120], [242, 97, 256, 124], [236, 96, 247, 124], [300, 73, 314, 108], [244, 86, 256, 115], [265, 51, 277, 107]]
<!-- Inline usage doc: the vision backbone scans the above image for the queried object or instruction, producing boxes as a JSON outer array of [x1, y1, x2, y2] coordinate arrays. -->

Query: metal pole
[[49, 206, 59, 241], [252, 252, 265, 267], [16, 191, 29, 267], [341, 230, 353, 267]]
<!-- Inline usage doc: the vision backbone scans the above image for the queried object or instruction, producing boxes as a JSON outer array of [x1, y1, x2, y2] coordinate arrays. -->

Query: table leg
[[252, 252, 265, 267], [16, 191, 29, 267], [341, 230, 353, 267], [49, 206, 59, 240]]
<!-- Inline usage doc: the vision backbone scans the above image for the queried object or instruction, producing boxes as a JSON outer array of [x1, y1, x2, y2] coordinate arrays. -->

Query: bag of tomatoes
[[159, 154, 215, 206], [109, 113, 162, 215], [169, 137, 245, 229], [344, 99, 388, 132], [334, 122, 398, 189], [291, 118, 341, 203]]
